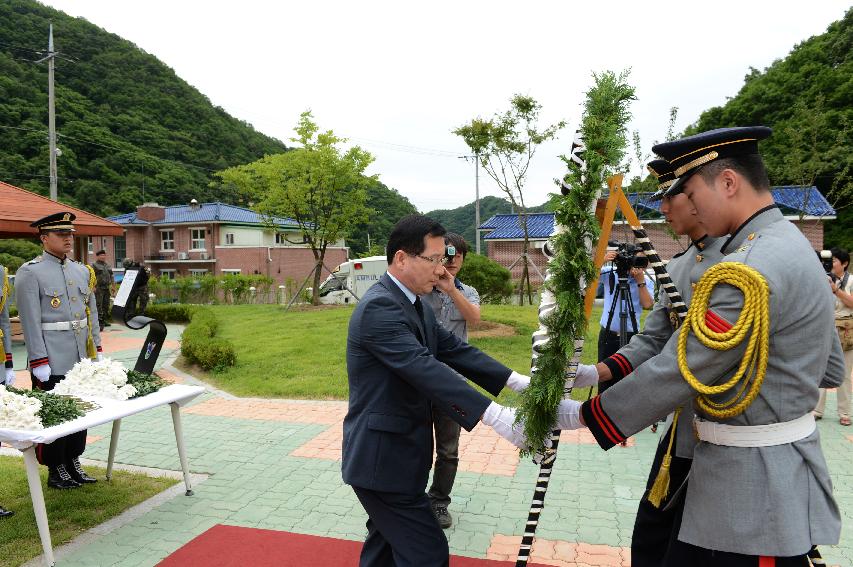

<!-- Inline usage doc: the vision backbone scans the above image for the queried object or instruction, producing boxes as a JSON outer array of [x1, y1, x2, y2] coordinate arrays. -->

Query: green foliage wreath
[[518, 71, 636, 453]]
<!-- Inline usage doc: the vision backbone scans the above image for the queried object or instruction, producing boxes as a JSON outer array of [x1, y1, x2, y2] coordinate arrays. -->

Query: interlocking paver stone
[[9, 324, 852, 566]]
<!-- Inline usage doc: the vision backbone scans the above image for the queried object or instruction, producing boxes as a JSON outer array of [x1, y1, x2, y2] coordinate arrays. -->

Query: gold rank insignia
[[696, 254, 704, 263], [747, 232, 755, 241], [669, 309, 681, 330], [50, 293, 61, 308]]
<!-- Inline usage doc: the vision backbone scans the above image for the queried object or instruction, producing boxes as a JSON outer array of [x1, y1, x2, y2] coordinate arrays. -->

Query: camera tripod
[[603, 268, 639, 350]]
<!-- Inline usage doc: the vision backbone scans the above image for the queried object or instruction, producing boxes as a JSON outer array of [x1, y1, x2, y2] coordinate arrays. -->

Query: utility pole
[[474, 152, 480, 254], [459, 154, 482, 254], [38, 24, 59, 201]]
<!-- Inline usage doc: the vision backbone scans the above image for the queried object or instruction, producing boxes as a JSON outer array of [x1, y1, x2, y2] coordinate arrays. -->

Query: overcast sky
[[41, 1, 850, 212]]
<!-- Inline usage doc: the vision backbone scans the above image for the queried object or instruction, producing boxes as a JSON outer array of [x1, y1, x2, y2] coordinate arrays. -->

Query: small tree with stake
[[217, 111, 373, 305], [454, 95, 565, 305]]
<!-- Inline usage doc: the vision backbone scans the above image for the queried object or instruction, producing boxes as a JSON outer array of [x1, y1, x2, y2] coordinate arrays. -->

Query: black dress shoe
[[48, 465, 81, 489], [0, 506, 13, 517], [68, 458, 97, 484]]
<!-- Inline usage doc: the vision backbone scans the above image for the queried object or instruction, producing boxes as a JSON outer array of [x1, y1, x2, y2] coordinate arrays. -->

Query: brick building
[[479, 186, 835, 285], [106, 201, 348, 285]]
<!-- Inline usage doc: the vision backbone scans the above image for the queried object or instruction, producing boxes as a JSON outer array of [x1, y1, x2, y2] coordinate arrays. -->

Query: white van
[[318, 256, 388, 305]]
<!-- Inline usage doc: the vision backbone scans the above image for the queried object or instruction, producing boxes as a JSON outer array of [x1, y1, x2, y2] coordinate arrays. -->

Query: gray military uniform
[[591, 207, 843, 556], [612, 236, 725, 458], [15, 252, 102, 374], [1, 265, 13, 370]]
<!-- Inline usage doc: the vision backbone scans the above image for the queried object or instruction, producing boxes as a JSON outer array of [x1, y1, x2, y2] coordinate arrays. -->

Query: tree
[[217, 111, 373, 305], [457, 253, 513, 303], [454, 95, 565, 304], [347, 179, 417, 257]]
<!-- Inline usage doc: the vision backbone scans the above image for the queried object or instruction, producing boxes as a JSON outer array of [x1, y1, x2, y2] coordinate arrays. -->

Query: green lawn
[[197, 304, 608, 403], [0, 456, 178, 567]]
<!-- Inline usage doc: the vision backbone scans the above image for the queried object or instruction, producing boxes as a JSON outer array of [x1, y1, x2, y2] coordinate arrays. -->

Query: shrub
[[457, 253, 514, 303], [144, 303, 197, 323], [180, 307, 236, 370]]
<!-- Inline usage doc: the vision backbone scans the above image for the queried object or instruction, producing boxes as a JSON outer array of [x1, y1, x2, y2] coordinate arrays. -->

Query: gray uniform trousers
[[15, 253, 102, 467], [587, 207, 844, 557]]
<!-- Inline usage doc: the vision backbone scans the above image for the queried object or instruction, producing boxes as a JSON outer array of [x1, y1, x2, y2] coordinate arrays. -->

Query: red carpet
[[157, 524, 544, 566]]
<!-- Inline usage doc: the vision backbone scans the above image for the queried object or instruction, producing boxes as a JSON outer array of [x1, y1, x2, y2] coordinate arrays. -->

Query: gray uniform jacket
[[15, 252, 102, 375], [1, 265, 12, 368], [583, 206, 844, 556], [603, 236, 725, 458]]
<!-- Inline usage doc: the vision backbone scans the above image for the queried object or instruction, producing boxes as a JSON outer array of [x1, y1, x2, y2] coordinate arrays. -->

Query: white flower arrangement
[[0, 384, 44, 430], [53, 357, 138, 401]]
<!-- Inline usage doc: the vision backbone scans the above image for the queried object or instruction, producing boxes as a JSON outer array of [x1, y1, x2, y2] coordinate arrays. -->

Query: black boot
[[48, 464, 81, 489], [67, 458, 97, 484], [0, 505, 13, 517]]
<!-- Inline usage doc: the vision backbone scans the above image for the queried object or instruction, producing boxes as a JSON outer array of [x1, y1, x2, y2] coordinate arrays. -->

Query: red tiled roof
[[0, 181, 124, 237]]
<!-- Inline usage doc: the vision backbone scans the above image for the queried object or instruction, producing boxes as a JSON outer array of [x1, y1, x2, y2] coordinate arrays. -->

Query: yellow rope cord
[[677, 261, 770, 419], [647, 407, 680, 508], [0, 269, 8, 360], [85, 265, 97, 359]]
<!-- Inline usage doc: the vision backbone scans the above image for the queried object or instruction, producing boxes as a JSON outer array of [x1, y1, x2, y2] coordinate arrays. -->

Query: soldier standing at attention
[[91, 249, 113, 332], [1, 262, 16, 516], [576, 127, 844, 566], [15, 212, 103, 489], [422, 232, 480, 529]]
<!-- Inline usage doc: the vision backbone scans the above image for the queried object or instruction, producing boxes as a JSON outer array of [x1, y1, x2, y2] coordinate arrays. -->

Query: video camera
[[817, 250, 838, 282], [444, 244, 457, 263], [608, 240, 649, 276]]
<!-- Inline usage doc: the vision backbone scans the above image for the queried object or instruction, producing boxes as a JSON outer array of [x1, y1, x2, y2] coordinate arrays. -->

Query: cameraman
[[422, 232, 480, 529], [815, 247, 853, 426], [597, 248, 653, 393]]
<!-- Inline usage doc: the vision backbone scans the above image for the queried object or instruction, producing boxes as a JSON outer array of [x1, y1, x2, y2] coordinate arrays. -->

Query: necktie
[[414, 297, 426, 328]]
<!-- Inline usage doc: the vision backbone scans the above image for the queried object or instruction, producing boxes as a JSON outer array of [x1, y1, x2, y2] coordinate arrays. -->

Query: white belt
[[694, 413, 816, 447], [42, 319, 88, 331]]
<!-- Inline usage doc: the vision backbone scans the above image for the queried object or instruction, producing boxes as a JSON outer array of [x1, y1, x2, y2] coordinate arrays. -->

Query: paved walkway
[[7, 325, 853, 566]]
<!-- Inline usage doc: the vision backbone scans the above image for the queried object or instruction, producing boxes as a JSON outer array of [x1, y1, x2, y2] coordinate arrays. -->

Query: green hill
[[0, 0, 288, 217], [425, 195, 551, 248], [687, 8, 853, 249]]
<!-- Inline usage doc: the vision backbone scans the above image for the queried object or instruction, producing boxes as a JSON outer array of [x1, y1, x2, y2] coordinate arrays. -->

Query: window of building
[[160, 230, 175, 251], [114, 236, 126, 268], [189, 269, 208, 278], [160, 269, 176, 279], [87, 237, 94, 254], [225, 233, 235, 245], [191, 228, 206, 250], [221, 269, 241, 275]]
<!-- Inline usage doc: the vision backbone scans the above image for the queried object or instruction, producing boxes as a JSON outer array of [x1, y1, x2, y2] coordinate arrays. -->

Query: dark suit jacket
[[342, 273, 511, 494]]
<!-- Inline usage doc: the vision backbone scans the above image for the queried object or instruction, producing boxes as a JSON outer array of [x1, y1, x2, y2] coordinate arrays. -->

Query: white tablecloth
[[0, 384, 205, 450]]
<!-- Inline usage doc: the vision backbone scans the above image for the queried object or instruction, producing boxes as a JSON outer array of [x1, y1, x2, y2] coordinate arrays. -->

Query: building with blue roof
[[478, 186, 835, 283], [103, 200, 347, 285]]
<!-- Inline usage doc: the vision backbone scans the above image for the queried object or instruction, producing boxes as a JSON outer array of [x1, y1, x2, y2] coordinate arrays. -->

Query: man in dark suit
[[343, 214, 533, 566]]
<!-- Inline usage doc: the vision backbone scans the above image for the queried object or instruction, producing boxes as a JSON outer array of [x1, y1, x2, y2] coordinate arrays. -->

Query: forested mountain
[[348, 180, 418, 256], [0, 0, 288, 217], [687, 8, 853, 249], [426, 196, 551, 248]]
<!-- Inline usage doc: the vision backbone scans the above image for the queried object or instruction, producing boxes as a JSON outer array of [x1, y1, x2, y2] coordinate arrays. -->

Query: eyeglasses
[[409, 253, 449, 266]]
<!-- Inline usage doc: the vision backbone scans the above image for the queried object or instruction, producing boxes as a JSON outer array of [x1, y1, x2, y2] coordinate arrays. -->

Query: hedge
[[143, 303, 197, 323], [180, 307, 236, 370]]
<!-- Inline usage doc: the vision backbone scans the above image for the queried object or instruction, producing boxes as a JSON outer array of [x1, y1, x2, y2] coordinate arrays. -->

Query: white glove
[[32, 365, 51, 383], [97, 353, 104, 362], [556, 399, 584, 430], [566, 363, 599, 389], [482, 401, 529, 449], [505, 371, 531, 392], [4, 368, 14, 386]]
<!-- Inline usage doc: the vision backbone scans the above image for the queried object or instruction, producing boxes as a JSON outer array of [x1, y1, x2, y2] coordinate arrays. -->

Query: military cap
[[646, 159, 676, 202], [95, 249, 107, 256], [30, 211, 76, 232], [652, 126, 772, 196]]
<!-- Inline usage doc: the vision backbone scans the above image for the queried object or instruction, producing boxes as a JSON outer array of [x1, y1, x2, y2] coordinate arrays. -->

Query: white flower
[[0, 385, 44, 430], [56, 357, 136, 401]]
